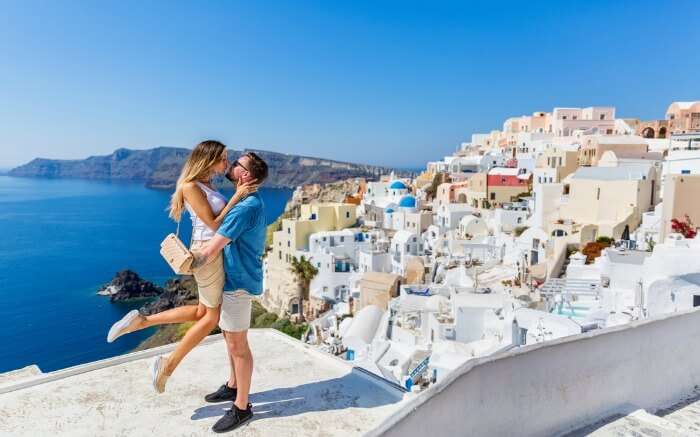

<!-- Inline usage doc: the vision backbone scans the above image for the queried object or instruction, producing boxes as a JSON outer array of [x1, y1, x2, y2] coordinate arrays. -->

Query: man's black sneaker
[[212, 403, 253, 433], [205, 383, 237, 403]]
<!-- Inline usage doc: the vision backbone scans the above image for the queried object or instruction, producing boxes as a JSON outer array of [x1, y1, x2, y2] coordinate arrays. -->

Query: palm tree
[[289, 255, 318, 320]]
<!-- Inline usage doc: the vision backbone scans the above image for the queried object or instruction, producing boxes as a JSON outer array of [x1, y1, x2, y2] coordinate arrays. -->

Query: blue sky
[[1, 1, 698, 168]]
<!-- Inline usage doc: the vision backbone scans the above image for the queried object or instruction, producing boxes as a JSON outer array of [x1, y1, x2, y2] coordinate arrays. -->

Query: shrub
[[253, 312, 278, 328], [581, 241, 611, 264], [671, 215, 697, 239], [595, 236, 614, 245], [270, 318, 308, 339], [513, 226, 529, 237]]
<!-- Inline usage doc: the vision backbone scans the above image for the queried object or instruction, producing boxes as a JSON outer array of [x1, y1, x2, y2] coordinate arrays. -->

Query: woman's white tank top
[[185, 181, 227, 241]]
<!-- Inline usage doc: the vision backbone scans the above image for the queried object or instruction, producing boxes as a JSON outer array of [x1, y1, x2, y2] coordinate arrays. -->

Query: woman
[[106, 140, 256, 393]]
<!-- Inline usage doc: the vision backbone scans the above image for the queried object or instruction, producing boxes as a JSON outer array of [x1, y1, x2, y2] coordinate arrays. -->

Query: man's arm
[[191, 233, 231, 268]]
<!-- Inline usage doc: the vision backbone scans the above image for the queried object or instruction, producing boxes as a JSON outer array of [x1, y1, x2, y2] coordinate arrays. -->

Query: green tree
[[289, 255, 318, 320]]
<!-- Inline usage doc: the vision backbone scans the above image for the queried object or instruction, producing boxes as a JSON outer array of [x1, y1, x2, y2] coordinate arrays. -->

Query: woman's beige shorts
[[190, 240, 224, 308]]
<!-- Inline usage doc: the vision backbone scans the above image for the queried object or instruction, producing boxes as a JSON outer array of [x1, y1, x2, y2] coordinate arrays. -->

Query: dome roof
[[389, 180, 408, 190], [385, 207, 395, 213], [398, 195, 416, 208]]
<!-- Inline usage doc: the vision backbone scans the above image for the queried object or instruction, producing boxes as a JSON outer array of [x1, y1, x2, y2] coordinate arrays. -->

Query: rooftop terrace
[[0, 330, 408, 436], [4, 309, 700, 436]]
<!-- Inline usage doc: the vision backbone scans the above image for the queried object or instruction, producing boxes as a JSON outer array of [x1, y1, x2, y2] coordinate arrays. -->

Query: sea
[[0, 176, 292, 373]]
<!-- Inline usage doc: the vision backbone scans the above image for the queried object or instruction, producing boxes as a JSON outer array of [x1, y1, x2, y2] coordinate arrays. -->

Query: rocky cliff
[[9, 147, 404, 189], [97, 270, 162, 301]]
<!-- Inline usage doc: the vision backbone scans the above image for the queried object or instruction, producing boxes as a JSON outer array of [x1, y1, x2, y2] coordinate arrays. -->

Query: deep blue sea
[[0, 176, 291, 373]]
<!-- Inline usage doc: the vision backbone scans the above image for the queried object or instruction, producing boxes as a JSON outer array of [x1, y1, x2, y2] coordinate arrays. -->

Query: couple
[[107, 140, 267, 433]]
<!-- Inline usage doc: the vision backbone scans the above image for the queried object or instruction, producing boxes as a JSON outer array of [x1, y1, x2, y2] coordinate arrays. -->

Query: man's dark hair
[[243, 151, 269, 182]]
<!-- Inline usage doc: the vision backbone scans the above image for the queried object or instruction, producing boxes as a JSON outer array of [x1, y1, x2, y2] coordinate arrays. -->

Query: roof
[[392, 230, 419, 243], [0, 330, 408, 436], [360, 271, 401, 286], [571, 164, 652, 181], [601, 150, 663, 161], [593, 135, 647, 145], [606, 249, 651, 265], [389, 181, 407, 190], [398, 196, 416, 208], [487, 167, 520, 176], [668, 101, 700, 111]]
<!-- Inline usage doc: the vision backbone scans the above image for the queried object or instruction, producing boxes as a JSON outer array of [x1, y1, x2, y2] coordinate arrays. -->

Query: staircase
[[565, 388, 700, 436]]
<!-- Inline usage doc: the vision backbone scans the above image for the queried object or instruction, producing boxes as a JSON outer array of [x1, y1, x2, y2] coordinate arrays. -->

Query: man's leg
[[226, 339, 237, 389], [223, 330, 253, 410]]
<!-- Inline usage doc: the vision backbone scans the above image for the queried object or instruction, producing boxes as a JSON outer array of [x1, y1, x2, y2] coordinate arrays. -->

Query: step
[[566, 409, 686, 437]]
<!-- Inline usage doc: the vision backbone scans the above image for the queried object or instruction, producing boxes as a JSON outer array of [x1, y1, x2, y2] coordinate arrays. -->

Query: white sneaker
[[107, 310, 142, 343], [150, 356, 170, 394]]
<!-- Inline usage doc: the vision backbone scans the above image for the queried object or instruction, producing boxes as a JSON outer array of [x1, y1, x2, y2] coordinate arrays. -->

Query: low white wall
[[369, 308, 700, 437]]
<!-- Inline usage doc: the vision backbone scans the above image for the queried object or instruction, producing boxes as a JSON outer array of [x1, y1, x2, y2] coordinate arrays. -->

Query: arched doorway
[[659, 127, 667, 139], [457, 193, 467, 203], [642, 127, 655, 138]]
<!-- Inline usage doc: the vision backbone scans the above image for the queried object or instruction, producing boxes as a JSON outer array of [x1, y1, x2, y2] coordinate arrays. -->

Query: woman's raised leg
[[162, 305, 221, 376]]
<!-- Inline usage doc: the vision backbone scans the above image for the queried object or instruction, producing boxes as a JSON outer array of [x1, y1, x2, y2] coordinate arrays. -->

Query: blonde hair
[[168, 140, 227, 221]]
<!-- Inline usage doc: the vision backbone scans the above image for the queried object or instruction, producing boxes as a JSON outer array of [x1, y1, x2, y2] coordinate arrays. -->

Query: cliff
[[9, 147, 405, 190]]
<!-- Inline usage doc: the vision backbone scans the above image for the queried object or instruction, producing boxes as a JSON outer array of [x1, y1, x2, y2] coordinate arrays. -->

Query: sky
[[0, 1, 699, 169]]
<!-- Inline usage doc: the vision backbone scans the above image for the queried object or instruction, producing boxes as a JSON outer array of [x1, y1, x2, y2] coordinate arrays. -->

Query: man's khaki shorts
[[219, 290, 253, 332]]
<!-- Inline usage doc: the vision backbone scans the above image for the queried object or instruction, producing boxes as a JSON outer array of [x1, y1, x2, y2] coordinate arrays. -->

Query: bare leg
[[226, 339, 237, 389], [224, 330, 253, 410], [163, 305, 220, 375], [135, 304, 207, 332]]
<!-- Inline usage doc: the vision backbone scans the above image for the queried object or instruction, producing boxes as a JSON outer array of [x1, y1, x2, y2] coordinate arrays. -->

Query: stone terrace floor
[[0, 329, 408, 437]]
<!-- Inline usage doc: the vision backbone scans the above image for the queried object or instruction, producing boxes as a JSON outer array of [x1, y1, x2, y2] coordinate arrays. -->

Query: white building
[[435, 203, 475, 231], [390, 230, 425, 276]]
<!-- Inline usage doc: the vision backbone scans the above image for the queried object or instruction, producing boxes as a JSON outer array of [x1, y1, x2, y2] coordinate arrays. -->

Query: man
[[191, 151, 268, 433]]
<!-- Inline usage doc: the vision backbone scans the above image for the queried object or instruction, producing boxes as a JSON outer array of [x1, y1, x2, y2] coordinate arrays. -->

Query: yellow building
[[534, 146, 579, 184], [556, 164, 657, 243], [272, 203, 357, 265]]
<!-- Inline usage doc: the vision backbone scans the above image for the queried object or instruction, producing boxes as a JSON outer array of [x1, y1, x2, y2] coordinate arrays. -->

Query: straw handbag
[[160, 221, 193, 275]]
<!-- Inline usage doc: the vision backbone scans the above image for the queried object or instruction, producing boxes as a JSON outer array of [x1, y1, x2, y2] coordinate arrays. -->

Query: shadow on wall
[[190, 369, 403, 422]]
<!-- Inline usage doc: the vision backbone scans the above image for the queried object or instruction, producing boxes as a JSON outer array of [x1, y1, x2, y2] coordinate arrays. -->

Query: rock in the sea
[[139, 277, 199, 315], [98, 270, 163, 302]]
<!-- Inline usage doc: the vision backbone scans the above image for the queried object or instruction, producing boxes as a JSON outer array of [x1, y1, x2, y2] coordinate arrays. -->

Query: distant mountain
[[9, 147, 409, 189]]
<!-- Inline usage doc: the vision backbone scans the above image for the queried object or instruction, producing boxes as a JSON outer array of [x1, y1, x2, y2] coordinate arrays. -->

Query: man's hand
[[190, 249, 209, 270], [232, 179, 259, 203]]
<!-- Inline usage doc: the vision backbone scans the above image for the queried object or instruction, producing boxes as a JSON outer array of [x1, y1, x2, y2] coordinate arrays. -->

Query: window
[[278, 251, 282, 260], [287, 227, 291, 234], [490, 192, 496, 200], [562, 116, 567, 120], [682, 170, 690, 174], [573, 115, 577, 120], [340, 236, 344, 242], [345, 211, 350, 218], [600, 114, 605, 120], [596, 187, 600, 200], [287, 241, 291, 248]]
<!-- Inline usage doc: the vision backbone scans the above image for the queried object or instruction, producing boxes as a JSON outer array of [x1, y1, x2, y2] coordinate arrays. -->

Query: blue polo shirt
[[217, 192, 266, 295]]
